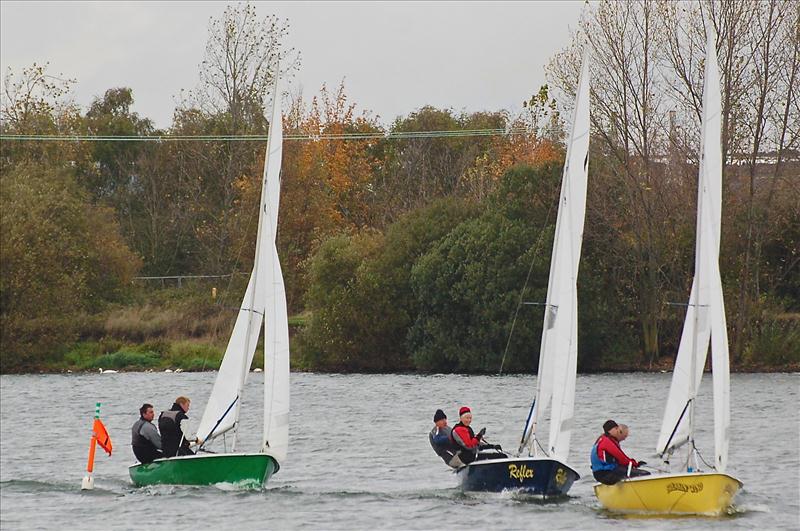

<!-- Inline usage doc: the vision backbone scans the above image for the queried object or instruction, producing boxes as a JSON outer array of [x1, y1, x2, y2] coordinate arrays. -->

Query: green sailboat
[[130, 68, 290, 487]]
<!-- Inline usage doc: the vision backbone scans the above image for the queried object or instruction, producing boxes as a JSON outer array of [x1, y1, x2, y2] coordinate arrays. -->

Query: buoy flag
[[93, 419, 112, 456]]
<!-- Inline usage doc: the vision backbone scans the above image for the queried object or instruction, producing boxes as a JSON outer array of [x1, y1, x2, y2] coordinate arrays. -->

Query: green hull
[[129, 453, 278, 487]]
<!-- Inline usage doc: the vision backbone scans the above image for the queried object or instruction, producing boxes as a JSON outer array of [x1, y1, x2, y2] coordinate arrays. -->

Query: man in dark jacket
[[131, 403, 163, 463], [429, 409, 464, 468], [159, 396, 195, 457]]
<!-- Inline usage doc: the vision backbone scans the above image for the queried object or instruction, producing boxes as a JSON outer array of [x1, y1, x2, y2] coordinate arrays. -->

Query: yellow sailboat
[[594, 473, 742, 515], [594, 30, 742, 516]]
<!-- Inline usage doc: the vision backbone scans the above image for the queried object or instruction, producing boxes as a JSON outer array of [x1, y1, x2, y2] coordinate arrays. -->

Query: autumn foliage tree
[[278, 83, 382, 310]]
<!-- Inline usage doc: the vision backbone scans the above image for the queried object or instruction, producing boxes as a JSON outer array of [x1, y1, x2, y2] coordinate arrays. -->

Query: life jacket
[[131, 418, 155, 449], [449, 422, 476, 449], [450, 422, 479, 464], [158, 409, 183, 457], [429, 426, 458, 465], [590, 435, 618, 472]]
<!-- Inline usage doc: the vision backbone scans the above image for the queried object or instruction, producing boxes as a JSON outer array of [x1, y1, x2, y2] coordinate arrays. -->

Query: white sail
[[261, 72, 290, 463], [700, 31, 730, 473], [521, 50, 590, 462], [197, 72, 287, 447], [197, 273, 265, 443], [656, 31, 728, 470]]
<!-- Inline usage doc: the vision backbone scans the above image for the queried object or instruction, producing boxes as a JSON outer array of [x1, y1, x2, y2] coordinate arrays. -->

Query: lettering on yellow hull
[[666, 481, 703, 494]]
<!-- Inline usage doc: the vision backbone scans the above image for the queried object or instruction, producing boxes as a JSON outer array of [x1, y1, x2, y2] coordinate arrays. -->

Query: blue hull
[[458, 457, 579, 496]]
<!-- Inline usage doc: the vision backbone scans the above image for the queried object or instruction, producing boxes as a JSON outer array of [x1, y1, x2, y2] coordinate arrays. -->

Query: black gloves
[[476, 428, 486, 440], [637, 461, 647, 467]]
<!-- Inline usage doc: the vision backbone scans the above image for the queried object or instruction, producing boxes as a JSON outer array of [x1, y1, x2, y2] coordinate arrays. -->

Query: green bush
[[0, 163, 141, 371], [167, 341, 223, 371], [298, 197, 478, 371], [409, 164, 561, 372], [89, 350, 160, 369], [746, 317, 800, 366]]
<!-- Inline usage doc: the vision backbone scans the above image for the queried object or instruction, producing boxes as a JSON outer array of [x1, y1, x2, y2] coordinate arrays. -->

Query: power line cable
[[0, 127, 537, 143]]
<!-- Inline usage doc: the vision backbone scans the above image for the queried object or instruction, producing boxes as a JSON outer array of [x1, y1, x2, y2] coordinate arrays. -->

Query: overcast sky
[[1, 1, 584, 129]]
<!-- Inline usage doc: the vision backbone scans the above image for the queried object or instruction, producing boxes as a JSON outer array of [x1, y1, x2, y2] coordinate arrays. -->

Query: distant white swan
[[164, 369, 173, 373], [253, 368, 263, 373], [98, 368, 118, 374]]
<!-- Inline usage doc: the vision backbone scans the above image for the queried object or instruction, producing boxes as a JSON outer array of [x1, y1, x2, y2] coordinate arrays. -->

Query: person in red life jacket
[[590, 419, 650, 484], [450, 406, 502, 464]]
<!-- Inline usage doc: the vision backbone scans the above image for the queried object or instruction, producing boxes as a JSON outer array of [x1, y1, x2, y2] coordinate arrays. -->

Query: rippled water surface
[[1, 372, 798, 530]]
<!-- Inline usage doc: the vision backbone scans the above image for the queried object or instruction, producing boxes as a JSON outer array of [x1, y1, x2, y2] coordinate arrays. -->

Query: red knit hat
[[459, 406, 471, 416]]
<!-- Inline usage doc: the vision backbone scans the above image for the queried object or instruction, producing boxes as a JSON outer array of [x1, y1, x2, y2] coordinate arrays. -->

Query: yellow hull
[[594, 472, 742, 516]]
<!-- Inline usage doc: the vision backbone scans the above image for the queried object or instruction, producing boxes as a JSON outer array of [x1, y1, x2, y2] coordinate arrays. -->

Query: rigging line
[[692, 441, 716, 471], [199, 395, 239, 450], [535, 435, 549, 457], [660, 397, 693, 459], [0, 127, 536, 142], [498, 198, 557, 375]]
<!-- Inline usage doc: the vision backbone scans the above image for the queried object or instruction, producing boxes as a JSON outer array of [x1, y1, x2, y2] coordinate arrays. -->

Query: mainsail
[[656, 31, 729, 472], [520, 49, 590, 462], [197, 72, 287, 450]]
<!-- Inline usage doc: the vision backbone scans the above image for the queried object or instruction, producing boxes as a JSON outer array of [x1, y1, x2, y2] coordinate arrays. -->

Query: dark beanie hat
[[433, 409, 446, 422], [603, 419, 618, 433]]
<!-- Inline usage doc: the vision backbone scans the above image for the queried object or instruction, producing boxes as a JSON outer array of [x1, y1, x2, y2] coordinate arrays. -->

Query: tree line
[[1, 1, 797, 372]]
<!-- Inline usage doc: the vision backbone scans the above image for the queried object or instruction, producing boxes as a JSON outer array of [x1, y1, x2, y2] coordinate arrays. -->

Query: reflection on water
[[1, 372, 798, 529]]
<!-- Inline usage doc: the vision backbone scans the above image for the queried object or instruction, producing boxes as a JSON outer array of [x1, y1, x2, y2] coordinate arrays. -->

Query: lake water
[[1, 372, 798, 530]]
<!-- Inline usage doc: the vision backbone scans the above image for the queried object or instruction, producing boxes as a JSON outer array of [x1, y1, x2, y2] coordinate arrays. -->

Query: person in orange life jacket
[[590, 419, 650, 485], [159, 396, 198, 457], [429, 409, 464, 468], [450, 406, 501, 464]]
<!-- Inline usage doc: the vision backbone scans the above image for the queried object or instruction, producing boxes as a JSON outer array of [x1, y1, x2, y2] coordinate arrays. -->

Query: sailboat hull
[[594, 472, 742, 515], [129, 453, 278, 487], [458, 457, 579, 497]]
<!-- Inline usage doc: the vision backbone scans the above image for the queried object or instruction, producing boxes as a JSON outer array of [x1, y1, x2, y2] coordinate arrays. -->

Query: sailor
[[450, 406, 490, 465], [131, 403, 163, 464], [159, 396, 196, 457], [590, 419, 649, 484], [429, 409, 464, 468]]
